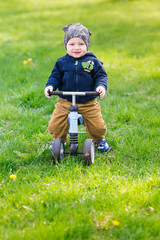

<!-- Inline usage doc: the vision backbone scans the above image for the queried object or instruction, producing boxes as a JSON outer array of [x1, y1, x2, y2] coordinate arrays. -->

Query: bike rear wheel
[[51, 139, 64, 163], [83, 139, 95, 165]]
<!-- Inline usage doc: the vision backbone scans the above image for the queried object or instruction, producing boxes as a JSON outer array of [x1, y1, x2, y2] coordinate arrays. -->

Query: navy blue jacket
[[46, 52, 108, 103]]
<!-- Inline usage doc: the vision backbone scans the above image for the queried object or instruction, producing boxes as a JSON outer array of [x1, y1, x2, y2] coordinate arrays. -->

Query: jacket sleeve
[[46, 61, 62, 90], [93, 60, 108, 90]]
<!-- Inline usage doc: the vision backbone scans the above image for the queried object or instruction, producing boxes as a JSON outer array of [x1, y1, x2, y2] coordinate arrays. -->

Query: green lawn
[[0, 0, 160, 239]]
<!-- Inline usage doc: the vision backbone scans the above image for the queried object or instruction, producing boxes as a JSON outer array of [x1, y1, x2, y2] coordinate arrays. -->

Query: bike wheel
[[52, 139, 64, 163], [83, 139, 95, 165]]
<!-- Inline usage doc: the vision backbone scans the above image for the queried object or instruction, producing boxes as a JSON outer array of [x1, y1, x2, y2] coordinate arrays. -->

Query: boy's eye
[[68, 42, 85, 46]]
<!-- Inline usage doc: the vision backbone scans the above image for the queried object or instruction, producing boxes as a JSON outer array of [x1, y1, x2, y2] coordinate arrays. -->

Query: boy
[[45, 23, 110, 152]]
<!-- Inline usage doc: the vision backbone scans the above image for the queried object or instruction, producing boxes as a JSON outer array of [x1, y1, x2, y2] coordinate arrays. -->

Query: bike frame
[[48, 91, 99, 155]]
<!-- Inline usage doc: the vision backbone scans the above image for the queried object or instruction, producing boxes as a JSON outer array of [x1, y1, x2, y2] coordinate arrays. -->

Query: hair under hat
[[63, 23, 92, 50]]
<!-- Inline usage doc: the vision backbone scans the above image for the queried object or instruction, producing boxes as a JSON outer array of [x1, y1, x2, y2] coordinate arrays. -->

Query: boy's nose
[[74, 45, 80, 49]]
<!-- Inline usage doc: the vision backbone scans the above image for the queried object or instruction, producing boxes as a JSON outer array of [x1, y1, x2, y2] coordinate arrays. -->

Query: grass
[[0, 0, 160, 239]]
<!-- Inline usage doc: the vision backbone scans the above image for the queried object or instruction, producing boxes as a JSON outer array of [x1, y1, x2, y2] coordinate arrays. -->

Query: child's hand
[[45, 86, 54, 98], [96, 86, 105, 99]]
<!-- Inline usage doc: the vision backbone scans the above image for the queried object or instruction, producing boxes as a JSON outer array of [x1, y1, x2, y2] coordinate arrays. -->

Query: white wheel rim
[[60, 143, 64, 160], [90, 142, 95, 163]]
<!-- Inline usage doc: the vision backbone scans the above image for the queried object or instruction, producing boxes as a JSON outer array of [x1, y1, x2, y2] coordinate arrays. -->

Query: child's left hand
[[96, 86, 106, 99]]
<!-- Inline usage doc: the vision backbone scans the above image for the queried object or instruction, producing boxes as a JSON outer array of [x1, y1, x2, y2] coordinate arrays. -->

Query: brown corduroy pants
[[48, 97, 106, 143]]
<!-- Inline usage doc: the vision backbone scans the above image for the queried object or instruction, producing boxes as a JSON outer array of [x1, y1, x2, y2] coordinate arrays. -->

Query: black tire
[[51, 139, 64, 163], [83, 139, 95, 165]]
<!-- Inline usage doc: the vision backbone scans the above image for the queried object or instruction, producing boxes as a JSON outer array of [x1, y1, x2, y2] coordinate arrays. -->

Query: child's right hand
[[45, 86, 54, 98]]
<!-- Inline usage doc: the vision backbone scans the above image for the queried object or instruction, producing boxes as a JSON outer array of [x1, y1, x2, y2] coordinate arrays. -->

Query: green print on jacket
[[82, 60, 94, 72]]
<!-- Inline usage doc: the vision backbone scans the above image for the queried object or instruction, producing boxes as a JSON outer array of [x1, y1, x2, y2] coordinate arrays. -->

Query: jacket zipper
[[75, 60, 78, 101]]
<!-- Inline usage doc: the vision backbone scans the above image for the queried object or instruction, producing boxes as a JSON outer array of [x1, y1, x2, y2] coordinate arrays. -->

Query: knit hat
[[63, 23, 92, 50]]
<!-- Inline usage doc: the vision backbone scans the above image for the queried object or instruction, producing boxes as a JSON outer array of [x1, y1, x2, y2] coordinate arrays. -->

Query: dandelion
[[23, 60, 28, 64], [28, 58, 32, 62], [135, 23, 139, 27], [113, 220, 120, 226], [10, 174, 17, 180]]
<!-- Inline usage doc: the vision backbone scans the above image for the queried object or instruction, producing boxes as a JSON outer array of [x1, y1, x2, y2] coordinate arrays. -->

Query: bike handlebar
[[48, 90, 100, 96]]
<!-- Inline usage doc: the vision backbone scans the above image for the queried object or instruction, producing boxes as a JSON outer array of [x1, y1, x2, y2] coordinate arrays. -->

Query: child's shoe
[[95, 138, 111, 153]]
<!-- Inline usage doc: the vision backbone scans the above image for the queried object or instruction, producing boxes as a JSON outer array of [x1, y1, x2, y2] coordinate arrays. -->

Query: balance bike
[[48, 90, 99, 165]]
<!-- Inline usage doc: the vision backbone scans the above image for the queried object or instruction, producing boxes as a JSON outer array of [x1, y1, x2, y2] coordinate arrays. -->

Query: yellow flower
[[23, 60, 28, 64], [113, 220, 120, 226], [28, 58, 32, 62], [10, 174, 17, 180]]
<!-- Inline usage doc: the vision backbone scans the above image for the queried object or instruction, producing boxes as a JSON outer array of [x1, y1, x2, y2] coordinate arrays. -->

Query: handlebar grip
[[47, 90, 63, 96], [47, 89, 51, 96], [85, 91, 100, 96]]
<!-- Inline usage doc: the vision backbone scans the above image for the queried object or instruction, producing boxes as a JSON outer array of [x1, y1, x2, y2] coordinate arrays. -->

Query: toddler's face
[[67, 37, 87, 58]]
